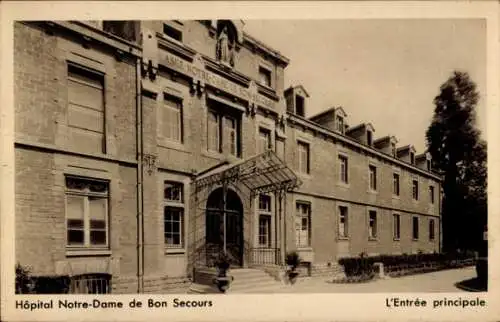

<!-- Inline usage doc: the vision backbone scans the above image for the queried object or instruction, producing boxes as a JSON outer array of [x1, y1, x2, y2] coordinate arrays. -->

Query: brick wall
[[15, 149, 63, 274], [14, 22, 140, 285], [284, 122, 440, 263]]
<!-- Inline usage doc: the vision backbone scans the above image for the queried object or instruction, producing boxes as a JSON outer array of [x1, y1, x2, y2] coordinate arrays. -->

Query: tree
[[426, 71, 486, 253]]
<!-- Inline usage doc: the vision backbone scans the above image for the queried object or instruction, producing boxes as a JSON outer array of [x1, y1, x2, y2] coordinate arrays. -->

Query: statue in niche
[[216, 25, 235, 67]]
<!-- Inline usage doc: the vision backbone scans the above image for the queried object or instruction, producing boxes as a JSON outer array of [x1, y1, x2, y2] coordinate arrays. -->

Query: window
[[207, 109, 241, 157], [338, 155, 348, 183], [297, 142, 310, 174], [368, 211, 377, 239], [258, 66, 272, 87], [161, 94, 183, 143], [258, 215, 272, 247], [69, 273, 111, 294], [225, 116, 238, 156], [338, 206, 348, 238], [276, 138, 285, 160], [412, 217, 419, 240], [412, 180, 419, 200], [258, 128, 271, 154], [367, 131, 373, 146], [393, 214, 401, 240], [429, 219, 435, 241], [164, 181, 184, 248], [258, 194, 272, 247], [163, 23, 182, 42], [369, 165, 377, 191], [429, 186, 435, 204], [259, 194, 272, 212], [410, 152, 415, 165], [295, 202, 311, 247], [103, 21, 138, 42], [295, 95, 305, 117], [393, 173, 400, 196], [67, 64, 105, 154], [391, 143, 396, 157], [165, 181, 183, 202], [65, 176, 109, 248], [335, 115, 344, 133], [207, 111, 220, 152], [427, 159, 432, 171]]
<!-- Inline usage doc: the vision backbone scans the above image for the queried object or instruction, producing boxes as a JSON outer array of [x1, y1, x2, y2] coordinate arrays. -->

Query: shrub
[[476, 258, 487, 283], [16, 263, 34, 294], [16, 263, 70, 294], [285, 251, 301, 270], [338, 256, 375, 277], [215, 252, 231, 271], [32, 276, 71, 294]]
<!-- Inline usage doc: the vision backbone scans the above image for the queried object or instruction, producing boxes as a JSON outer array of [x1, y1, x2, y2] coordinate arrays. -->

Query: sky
[[243, 19, 486, 153]]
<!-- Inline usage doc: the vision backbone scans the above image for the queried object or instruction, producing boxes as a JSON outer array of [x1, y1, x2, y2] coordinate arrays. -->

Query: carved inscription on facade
[[162, 52, 275, 108]]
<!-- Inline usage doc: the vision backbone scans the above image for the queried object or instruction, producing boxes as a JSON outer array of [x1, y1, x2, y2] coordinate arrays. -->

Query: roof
[[194, 150, 302, 195], [415, 152, 431, 161], [346, 122, 375, 134], [309, 107, 337, 121], [309, 106, 347, 121], [284, 85, 309, 97], [373, 135, 398, 146], [335, 106, 348, 117]]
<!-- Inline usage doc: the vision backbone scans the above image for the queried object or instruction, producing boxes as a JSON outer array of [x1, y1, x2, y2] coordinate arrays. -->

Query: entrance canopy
[[194, 150, 301, 195]]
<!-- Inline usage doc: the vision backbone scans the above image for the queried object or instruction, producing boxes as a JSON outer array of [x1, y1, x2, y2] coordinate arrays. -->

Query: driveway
[[273, 267, 478, 293]]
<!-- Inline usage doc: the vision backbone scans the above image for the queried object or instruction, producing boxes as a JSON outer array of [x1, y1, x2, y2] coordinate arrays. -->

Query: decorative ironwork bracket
[[143, 154, 157, 175]]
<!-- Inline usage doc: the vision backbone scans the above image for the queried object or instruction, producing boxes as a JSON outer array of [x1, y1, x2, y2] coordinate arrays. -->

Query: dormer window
[[163, 23, 182, 42], [426, 159, 432, 171], [391, 143, 396, 157], [367, 131, 373, 146], [295, 95, 305, 117], [410, 152, 415, 165], [335, 115, 344, 134]]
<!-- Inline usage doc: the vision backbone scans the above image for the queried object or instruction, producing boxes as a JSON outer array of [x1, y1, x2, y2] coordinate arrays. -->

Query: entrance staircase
[[189, 267, 287, 294]]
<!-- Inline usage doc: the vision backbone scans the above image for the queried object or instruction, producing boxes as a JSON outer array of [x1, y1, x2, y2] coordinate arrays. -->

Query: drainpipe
[[222, 180, 227, 255], [277, 190, 283, 265], [273, 191, 281, 264], [282, 191, 287, 265], [135, 57, 144, 293]]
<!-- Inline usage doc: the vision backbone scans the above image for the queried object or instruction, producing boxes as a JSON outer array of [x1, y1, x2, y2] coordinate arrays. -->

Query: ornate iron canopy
[[194, 150, 301, 195]]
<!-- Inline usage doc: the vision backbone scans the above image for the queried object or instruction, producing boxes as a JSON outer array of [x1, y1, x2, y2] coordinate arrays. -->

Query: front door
[[206, 188, 244, 267]]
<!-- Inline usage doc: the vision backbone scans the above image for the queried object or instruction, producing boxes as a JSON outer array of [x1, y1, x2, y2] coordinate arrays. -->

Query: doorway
[[205, 187, 244, 267]]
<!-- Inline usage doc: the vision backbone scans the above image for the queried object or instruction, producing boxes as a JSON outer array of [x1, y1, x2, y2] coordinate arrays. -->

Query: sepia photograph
[[11, 18, 487, 295], [1, 2, 498, 321]]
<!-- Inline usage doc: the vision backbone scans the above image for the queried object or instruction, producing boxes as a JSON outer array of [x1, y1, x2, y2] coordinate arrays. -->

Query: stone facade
[[14, 20, 441, 294]]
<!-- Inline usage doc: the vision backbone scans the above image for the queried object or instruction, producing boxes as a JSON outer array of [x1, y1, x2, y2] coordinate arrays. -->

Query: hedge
[[338, 252, 476, 278], [16, 263, 71, 294]]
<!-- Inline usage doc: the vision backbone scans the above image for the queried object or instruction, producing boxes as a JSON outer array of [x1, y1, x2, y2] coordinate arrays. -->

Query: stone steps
[[190, 268, 286, 294]]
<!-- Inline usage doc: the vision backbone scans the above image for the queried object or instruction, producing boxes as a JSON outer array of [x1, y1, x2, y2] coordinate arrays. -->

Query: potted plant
[[213, 252, 234, 293], [285, 251, 301, 285]]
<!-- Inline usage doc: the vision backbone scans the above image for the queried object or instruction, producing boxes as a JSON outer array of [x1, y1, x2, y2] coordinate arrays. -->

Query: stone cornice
[[32, 21, 142, 58], [156, 32, 196, 61], [256, 83, 279, 102], [203, 58, 251, 88], [15, 139, 138, 166], [242, 32, 290, 67], [287, 114, 442, 182]]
